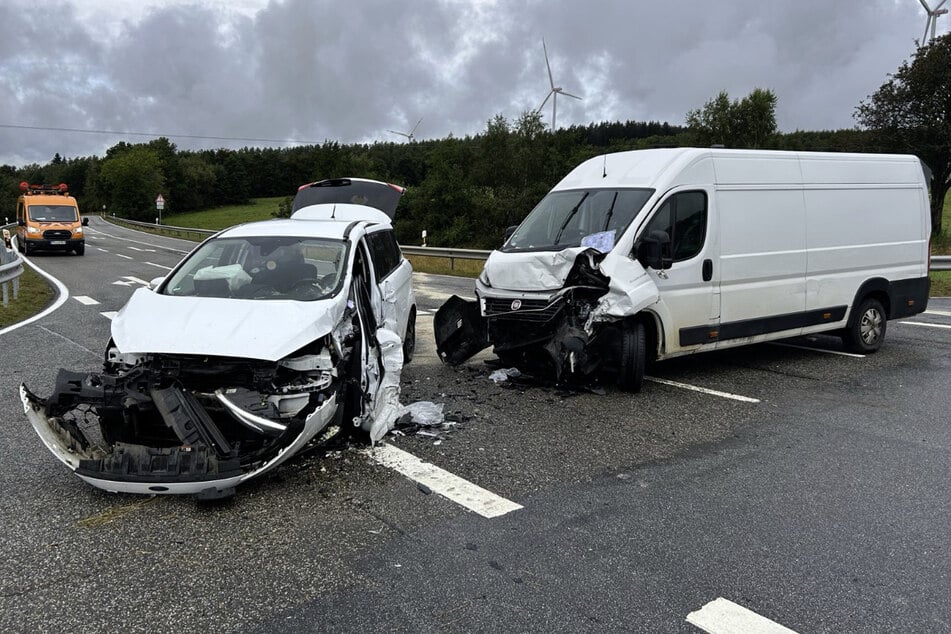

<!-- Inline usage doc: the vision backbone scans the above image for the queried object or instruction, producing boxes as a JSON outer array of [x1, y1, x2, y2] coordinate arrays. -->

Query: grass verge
[[161, 197, 284, 230], [0, 264, 54, 329], [931, 271, 951, 297]]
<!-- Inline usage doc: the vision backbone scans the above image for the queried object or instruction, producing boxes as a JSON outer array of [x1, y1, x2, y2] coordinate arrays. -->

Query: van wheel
[[402, 308, 416, 364], [74, 245, 85, 256], [617, 321, 646, 393], [21, 241, 30, 255], [844, 297, 886, 353]]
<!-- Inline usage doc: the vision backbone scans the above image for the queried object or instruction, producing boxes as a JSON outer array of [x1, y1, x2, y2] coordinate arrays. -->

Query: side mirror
[[82, 217, 89, 226], [17, 220, 25, 227], [504, 225, 518, 242], [635, 230, 673, 270], [148, 276, 165, 291]]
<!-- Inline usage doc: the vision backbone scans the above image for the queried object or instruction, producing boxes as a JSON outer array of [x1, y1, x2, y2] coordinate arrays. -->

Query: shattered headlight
[[478, 267, 491, 287]]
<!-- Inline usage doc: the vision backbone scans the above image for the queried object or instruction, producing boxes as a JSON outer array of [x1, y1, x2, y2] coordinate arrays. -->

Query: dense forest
[[0, 112, 891, 249]]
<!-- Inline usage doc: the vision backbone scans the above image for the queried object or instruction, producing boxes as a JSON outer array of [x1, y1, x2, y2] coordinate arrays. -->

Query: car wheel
[[402, 308, 416, 363], [843, 297, 886, 353], [617, 321, 646, 393]]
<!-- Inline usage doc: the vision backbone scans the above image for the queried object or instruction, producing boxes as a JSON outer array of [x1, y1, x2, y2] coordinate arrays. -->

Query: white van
[[435, 148, 931, 391]]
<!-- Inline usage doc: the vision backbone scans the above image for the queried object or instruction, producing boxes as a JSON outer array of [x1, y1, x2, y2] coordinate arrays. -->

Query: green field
[[0, 265, 53, 329], [162, 197, 285, 231]]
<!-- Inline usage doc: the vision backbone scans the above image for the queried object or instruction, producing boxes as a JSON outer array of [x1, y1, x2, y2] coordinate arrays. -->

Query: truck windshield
[[28, 205, 78, 222], [503, 188, 654, 252]]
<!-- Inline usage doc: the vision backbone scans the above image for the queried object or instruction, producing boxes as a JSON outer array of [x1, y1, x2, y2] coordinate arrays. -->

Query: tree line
[[2, 35, 947, 244]]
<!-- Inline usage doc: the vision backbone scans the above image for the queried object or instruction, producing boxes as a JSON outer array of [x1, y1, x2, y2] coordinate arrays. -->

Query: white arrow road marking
[[73, 296, 100, 306], [100, 311, 119, 320], [144, 262, 173, 270], [687, 597, 799, 634], [123, 276, 151, 285], [366, 444, 522, 518], [112, 280, 135, 286]]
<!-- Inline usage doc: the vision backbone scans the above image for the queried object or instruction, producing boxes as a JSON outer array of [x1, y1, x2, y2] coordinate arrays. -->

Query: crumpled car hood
[[483, 247, 590, 292], [112, 287, 345, 361]]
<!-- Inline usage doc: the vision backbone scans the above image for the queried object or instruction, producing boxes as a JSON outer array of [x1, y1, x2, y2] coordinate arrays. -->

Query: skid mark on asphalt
[[76, 497, 158, 528], [366, 444, 522, 518], [687, 597, 799, 633]]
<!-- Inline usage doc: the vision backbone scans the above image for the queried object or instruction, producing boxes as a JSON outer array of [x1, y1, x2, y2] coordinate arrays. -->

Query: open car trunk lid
[[291, 178, 405, 219]]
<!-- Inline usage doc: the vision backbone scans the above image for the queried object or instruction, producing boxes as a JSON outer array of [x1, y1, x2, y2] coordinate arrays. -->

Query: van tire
[[21, 240, 29, 255], [74, 245, 84, 256], [844, 297, 886, 353], [617, 321, 646, 393]]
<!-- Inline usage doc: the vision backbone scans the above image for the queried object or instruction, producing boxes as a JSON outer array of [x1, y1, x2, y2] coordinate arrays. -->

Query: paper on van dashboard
[[580, 230, 616, 254]]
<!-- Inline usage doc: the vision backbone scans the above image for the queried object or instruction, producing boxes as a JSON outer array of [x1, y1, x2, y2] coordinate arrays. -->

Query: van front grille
[[43, 230, 72, 240], [483, 297, 563, 323]]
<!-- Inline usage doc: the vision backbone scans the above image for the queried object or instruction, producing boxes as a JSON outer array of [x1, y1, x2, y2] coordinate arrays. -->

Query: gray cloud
[[0, 0, 938, 166]]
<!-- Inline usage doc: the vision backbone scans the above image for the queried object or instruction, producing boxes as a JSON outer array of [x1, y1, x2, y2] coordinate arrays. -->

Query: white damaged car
[[21, 178, 416, 499]]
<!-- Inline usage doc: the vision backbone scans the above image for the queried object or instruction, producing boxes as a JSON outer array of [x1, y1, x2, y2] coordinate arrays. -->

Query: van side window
[[642, 191, 707, 262]]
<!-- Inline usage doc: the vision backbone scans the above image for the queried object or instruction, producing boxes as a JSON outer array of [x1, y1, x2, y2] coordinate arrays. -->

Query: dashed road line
[[128, 246, 156, 252], [925, 309, 951, 317], [100, 311, 119, 320], [901, 321, 951, 330], [367, 444, 523, 518], [145, 262, 173, 270], [687, 597, 798, 634], [73, 296, 100, 306], [96, 247, 109, 252], [115, 253, 133, 260], [769, 342, 865, 358], [646, 377, 761, 403]]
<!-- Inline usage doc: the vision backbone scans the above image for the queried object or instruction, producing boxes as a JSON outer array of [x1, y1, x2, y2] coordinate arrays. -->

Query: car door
[[634, 187, 720, 353], [365, 228, 413, 338]]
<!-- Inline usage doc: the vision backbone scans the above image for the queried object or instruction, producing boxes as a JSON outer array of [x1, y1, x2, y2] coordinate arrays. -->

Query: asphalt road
[[1, 216, 949, 633]]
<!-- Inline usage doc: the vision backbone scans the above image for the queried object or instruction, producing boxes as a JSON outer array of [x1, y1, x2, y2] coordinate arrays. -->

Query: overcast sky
[[0, 0, 942, 167]]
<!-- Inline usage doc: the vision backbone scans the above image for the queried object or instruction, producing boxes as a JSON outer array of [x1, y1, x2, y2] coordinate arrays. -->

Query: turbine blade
[[537, 91, 553, 113], [543, 39, 555, 89], [561, 91, 583, 100], [410, 118, 422, 135], [936, 0, 948, 8], [924, 17, 932, 43], [920, 0, 932, 10]]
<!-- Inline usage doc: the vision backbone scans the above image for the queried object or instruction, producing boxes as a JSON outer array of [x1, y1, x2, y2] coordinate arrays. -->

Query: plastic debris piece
[[488, 367, 522, 383], [403, 401, 445, 426]]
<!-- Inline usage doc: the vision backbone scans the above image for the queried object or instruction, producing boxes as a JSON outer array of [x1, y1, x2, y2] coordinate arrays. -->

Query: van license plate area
[[50, 241, 66, 245]]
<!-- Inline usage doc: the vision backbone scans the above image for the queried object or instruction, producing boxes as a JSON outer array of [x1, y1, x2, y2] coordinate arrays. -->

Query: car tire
[[617, 321, 646, 393], [843, 297, 886, 353], [402, 308, 416, 364]]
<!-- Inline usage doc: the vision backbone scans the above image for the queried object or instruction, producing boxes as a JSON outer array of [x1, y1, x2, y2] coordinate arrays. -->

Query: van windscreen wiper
[[553, 193, 589, 245]]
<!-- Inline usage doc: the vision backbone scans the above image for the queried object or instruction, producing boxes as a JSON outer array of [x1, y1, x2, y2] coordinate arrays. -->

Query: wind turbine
[[919, 0, 949, 44], [387, 117, 422, 142], [535, 39, 582, 130]]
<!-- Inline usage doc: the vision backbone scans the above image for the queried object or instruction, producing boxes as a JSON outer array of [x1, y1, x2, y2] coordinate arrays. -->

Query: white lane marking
[[367, 444, 522, 518], [145, 261, 173, 270], [646, 377, 761, 403], [417, 309, 434, 316], [113, 280, 135, 286], [96, 248, 109, 252], [687, 597, 799, 634], [86, 225, 193, 254], [901, 321, 951, 330], [769, 342, 865, 358], [925, 309, 951, 317], [73, 296, 100, 306], [0, 251, 70, 337], [128, 246, 156, 252], [101, 311, 119, 320], [123, 276, 150, 285], [116, 253, 133, 260]]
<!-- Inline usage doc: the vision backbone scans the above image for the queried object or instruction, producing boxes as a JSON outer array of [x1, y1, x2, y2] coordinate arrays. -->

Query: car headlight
[[26, 226, 40, 234], [478, 268, 491, 287]]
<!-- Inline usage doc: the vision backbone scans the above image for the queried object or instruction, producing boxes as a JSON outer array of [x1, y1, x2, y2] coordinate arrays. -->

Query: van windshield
[[28, 205, 79, 222], [503, 188, 654, 252]]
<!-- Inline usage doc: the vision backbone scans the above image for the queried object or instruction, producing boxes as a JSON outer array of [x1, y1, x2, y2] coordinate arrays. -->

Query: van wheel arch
[[848, 279, 891, 326]]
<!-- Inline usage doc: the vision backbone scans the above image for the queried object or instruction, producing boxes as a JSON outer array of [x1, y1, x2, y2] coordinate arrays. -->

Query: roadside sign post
[[155, 194, 165, 225]]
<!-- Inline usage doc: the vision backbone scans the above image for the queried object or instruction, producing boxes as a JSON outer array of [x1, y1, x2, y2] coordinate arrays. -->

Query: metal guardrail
[[101, 215, 951, 271], [104, 215, 216, 241], [0, 223, 24, 307]]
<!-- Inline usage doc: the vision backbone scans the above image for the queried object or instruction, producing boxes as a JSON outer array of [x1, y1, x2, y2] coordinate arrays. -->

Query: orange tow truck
[[16, 182, 87, 255]]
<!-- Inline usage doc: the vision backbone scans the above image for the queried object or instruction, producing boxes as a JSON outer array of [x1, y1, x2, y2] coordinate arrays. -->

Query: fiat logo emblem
[[511, 299, 522, 311]]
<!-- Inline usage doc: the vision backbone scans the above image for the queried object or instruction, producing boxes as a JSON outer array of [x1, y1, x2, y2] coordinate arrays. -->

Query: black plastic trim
[[680, 305, 848, 346]]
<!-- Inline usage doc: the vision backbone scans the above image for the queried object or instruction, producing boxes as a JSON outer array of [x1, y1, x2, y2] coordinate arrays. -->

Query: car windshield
[[162, 236, 349, 301], [28, 205, 78, 222], [503, 188, 654, 252]]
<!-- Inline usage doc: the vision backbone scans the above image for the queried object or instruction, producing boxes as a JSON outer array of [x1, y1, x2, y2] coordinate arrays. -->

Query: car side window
[[366, 230, 401, 282], [642, 191, 707, 262]]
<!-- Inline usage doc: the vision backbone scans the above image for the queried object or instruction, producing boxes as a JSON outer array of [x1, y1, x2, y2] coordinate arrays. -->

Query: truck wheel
[[617, 321, 646, 393], [402, 308, 416, 364], [843, 297, 886, 353]]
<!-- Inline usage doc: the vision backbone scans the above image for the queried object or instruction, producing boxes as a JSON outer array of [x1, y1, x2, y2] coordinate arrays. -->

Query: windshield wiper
[[602, 192, 619, 231], [553, 193, 589, 245]]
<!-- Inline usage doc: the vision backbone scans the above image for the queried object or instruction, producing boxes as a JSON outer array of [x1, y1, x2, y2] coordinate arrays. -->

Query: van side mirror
[[504, 225, 518, 242], [82, 217, 89, 226], [635, 230, 673, 270], [17, 220, 25, 227]]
